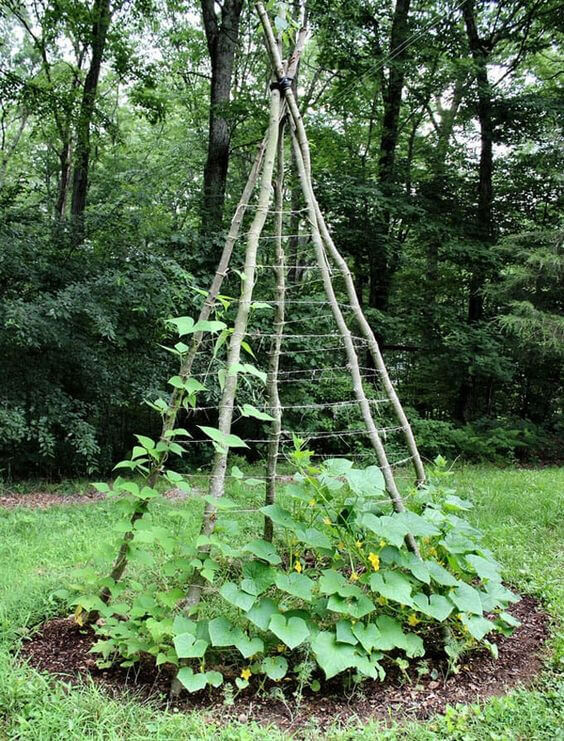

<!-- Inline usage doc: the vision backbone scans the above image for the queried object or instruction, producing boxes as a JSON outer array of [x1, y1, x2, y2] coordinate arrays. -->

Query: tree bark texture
[[200, 0, 244, 240], [70, 0, 112, 220], [369, 0, 412, 313], [456, 0, 494, 421]]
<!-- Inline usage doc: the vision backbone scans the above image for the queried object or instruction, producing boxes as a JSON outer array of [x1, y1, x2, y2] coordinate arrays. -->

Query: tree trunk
[[70, 0, 112, 222], [456, 0, 494, 421], [368, 0, 412, 313], [200, 0, 244, 244]]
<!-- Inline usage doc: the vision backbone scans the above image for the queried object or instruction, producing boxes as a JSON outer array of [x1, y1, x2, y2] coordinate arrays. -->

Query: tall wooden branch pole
[[256, 3, 311, 176], [289, 127, 418, 557], [182, 86, 282, 612], [256, 2, 425, 488], [264, 120, 286, 542], [93, 133, 271, 612], [312, 205, 426, 487]]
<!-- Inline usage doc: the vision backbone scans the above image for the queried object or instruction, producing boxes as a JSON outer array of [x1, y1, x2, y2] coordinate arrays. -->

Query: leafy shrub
[[411, 415, 559, 463], [74, 448, 520, 694]]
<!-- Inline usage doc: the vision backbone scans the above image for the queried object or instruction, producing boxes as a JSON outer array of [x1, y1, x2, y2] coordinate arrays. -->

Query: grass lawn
[[0, 465, 562, 740]]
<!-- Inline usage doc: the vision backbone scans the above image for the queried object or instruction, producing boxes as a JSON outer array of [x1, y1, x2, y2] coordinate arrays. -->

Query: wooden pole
[[289, 127, 419, 556], [93, 132, 271, 613], [255, 1, 425, 488], [181, 85, 282, 612], [264, 120, 286, 541]]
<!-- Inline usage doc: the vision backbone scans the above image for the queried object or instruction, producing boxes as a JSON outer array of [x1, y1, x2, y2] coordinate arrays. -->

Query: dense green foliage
[[1, 466, 562, 737], [71, 450, 520, 693], [0, 0, 562, 476]]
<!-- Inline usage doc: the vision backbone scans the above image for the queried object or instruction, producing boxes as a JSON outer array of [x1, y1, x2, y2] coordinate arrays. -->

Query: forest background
[[0, 0, 562, 478]]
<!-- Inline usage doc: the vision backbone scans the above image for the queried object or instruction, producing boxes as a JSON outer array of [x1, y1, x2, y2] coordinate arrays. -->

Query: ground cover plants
[[0, 465, 562, 739]]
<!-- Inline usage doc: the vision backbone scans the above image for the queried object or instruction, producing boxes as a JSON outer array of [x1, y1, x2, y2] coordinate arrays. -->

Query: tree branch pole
[[92, 132, 271, 613], [289, 126, 419, 557], [256, 1, 425, 488], [264, 120, 286, 542], [182, 85, 282, 612], [312, 204, 426, 487]]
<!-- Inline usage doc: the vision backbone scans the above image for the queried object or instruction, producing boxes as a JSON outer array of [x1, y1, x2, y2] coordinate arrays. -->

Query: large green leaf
[[310, 631, 359, 679], [465, 554, 502, 582], [274, 572, 314, 602], [369, 570, 414, 606], [327, 593, 376, 619], [208, 616, 243, 647], [173, 633, 208, 659], [449, 582, 484, 615], [219, 582, 256, 611], [261, 656, 288, 680], [242, 539, 281, 565], [375, 615, 425, 657], [198, 426, 249, 450], [268, 614, 310, 649], [345, 466, 385, 495], [336, 619, 358, 645], [480, 581, 519, 612], [440, 531, 478, 554], [427, 560, 459, 587], [298, 527, 332, 550], [361, 513, 409, 548], [234, 635, 264, 659], [176, 668, 223, 693], [412, 593, 454, 621], [351, 621, 383, 653], [394, 511, 441, 538], [240, 403, 275, 422], [260, 504, 301, 532], [460, 614, 496, 640], [246, 598, 280, 631], [319, 569, 349, 596], [241, 561, 276, 594]]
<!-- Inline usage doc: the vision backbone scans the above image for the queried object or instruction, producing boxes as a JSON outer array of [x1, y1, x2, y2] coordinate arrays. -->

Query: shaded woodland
[[0, 0, 562, 475]]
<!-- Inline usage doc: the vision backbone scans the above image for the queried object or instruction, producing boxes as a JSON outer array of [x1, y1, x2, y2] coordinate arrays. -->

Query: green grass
[[0, 465, 562, 740]]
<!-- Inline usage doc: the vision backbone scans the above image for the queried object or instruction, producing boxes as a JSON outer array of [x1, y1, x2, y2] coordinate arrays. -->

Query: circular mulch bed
[[18, 594, 550, 734]]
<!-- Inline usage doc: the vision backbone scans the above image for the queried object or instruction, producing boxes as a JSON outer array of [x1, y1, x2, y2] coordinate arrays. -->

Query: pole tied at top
[[270, 77, 294, 95]]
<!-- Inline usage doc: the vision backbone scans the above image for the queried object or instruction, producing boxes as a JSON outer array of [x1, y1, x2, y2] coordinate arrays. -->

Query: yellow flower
[[308, 499, 316, 507], [241, 668, 252, 681], [276, 644, 286, 653], [337, 541, 345, 550], [428, 546, 438, 558], [379, 539, 387, 548], [349, 571, 359, 582], [323, 517, 332, 526], [377, 596, 388, 606], [355, 540, 363, 549], [294, 560, 303, 573], [368, 552, 380, 571], [407, 613, 419, 627]]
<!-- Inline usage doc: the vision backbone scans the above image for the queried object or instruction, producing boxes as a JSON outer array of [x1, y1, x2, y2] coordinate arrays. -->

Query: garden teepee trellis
[[99, 2, 426, 613], [181, 4, 426, 609]]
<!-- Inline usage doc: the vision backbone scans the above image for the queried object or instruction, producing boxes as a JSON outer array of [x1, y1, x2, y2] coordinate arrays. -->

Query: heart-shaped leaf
[[268, 614, 310, 649], [173, 633, 208, 659], [412, 593, 453, 622], [262, 656, 288, 680]]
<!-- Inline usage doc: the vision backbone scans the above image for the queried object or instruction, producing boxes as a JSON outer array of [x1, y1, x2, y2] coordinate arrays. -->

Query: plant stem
[[264, 119, 286, 542], [91, 131, 271, 617], [181, 84, 282, 613]]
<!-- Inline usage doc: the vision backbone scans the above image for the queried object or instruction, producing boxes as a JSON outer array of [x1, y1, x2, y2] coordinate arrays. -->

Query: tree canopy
[[0, 0, 562, 475]]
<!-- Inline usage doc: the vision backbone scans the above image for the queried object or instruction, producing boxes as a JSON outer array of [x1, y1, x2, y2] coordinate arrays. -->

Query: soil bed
[[20, 594, 549, 734]]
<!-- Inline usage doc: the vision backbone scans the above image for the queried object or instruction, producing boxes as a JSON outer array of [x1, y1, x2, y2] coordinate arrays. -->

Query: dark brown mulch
[[19, 594, 550, 735]]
